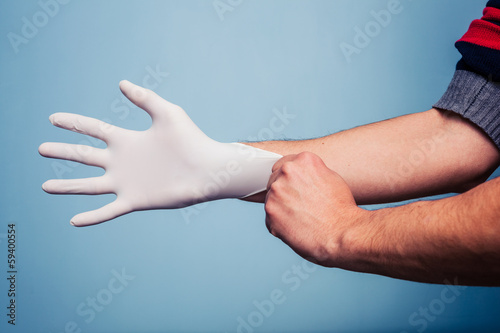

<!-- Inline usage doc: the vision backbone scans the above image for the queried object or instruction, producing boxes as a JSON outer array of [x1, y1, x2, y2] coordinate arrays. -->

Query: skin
[[243, 108, 500, 286]]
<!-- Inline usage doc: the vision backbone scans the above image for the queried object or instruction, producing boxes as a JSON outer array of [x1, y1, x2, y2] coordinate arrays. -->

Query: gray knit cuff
[[433, 69, 500, 150]]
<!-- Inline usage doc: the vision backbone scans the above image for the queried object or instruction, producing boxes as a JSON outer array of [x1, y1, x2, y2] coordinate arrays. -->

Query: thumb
[[70, 199, 130, 227], [119, 80, 180, 123], [267, 154, 298, 190], [272, 154, 298, 173]]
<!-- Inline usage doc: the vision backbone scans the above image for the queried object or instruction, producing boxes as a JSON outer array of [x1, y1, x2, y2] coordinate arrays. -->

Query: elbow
[[452, 162, 500, 193]]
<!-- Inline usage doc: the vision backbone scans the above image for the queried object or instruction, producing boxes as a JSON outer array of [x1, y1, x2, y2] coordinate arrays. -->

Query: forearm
[[244, 108, 499, 204], [337, 177, 500, 286]]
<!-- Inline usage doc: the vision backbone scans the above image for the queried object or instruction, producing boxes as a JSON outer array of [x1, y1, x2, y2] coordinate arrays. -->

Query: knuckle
[[264, 196, 281, 219], [298, 151, 318, 163], [280, 161, 295, 175], [268, 181, 283, 195], [264, 200, 274, 216]]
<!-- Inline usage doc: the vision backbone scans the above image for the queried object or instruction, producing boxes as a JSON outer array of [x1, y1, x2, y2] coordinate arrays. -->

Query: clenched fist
[[265, 152, 369, 267]]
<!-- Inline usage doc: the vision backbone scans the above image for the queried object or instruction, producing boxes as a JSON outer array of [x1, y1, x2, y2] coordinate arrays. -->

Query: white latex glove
[[39, 80, 281, 227]]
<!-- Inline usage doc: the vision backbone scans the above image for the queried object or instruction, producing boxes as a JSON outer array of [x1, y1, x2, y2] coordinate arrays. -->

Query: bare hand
[[265, 152, 368, 266]]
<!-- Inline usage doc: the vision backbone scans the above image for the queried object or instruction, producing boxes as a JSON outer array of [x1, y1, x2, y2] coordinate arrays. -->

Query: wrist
[[319, 206, 376, 269], [332, 203, 425, 280]]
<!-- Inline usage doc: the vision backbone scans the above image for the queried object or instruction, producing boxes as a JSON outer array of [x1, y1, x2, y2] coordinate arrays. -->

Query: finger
[[271, 154, 297, 172], [266, 168, 281, 191], [70, 199, 130, 227], [119, 80, 180, 122], [49, 113, 117, 143], [42, 176, 112, 195], [267, 155, 297, 190], [39, 142, 107, 168], [265, 215, 276, 237]]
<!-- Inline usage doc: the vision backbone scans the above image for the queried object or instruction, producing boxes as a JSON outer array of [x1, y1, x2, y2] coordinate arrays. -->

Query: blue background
[[1, 0, 499, 332]]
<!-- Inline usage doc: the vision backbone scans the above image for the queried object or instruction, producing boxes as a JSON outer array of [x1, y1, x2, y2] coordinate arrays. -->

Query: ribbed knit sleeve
[[434, 0, 500, 150]]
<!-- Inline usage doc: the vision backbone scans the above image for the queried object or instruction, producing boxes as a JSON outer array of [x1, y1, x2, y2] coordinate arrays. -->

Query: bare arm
[[257, 3, 500, 286], [244, 108, 500, 204], [347, 176, 500, 286], [265, 152, 500, 286]]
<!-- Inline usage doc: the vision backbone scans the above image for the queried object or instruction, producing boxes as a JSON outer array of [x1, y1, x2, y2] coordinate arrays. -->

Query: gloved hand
[[39, 80, 281, 227]]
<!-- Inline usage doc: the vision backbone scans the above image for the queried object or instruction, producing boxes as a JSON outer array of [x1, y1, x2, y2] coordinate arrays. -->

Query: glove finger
[[42, 176, 112, 195], [119, 80, 180, 122], [70, 199, 130, 227], [39, 142, 107, 168], [49, 112, 118, 143]]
